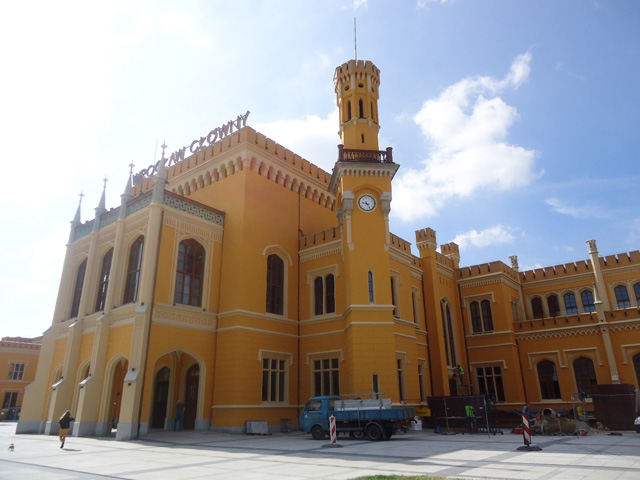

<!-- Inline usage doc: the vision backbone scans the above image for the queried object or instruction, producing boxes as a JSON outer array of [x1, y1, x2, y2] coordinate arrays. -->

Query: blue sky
[[1, 0, 638, 338]]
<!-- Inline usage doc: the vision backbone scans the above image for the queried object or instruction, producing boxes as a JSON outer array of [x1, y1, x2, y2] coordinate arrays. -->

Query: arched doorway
[[151, 367, 170, 429], [183, 364, 199, 430], [108, 359, 128, 432]]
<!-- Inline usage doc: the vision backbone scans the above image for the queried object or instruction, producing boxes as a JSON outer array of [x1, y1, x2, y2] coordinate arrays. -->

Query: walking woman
[[58, 410, 75, 449]]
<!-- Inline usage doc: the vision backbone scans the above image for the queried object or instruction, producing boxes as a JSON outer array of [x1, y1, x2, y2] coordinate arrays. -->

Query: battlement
[[441, 242, 460, 263], [415, 227, 437, 251], [520, 260, 592, 282], [0, 336, 42, 350], [133, 127, 334, 197], [602, 250, 640, 269], [459, 260, 519, 281], [435, 251, 456, 269], [334, 59, 380, 88], [299, 226, 341, 249], [390, 233, 412, 252]]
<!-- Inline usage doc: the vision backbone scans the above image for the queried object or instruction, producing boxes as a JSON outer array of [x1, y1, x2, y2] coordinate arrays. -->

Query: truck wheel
[[365, 424, 385, 441], [311, 426, 325, 440]]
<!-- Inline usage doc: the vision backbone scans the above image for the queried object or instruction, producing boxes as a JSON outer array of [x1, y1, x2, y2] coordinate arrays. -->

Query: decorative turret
[[69, 192, 83, 242], [120, 163, 135, 219], [93, 177, 108, 232], [415, 228, 437, 252], [334, 59, 381, 151], [441, 242, 460, 264], [152, 143, 168, 204]]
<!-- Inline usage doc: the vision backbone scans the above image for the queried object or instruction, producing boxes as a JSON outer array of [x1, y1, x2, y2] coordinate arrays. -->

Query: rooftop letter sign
[[133, 110, 250, 184]]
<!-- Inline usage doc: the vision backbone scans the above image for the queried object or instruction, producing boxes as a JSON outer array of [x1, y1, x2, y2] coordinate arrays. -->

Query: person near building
[[58, 410, 75, 448]]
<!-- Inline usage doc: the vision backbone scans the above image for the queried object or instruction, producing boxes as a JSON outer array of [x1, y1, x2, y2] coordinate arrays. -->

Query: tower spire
[[96, 176, 108, 215]]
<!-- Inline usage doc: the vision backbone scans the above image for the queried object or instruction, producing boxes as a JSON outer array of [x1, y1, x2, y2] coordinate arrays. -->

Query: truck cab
[[300, 396, 340, 440]]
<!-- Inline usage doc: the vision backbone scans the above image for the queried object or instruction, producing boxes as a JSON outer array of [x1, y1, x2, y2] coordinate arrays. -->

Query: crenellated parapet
[[132, 127, 335, 211], [458, 260, 520, 282], [415, 227, 437, 252], [333, 60, 380, 95], [520, 260, 592, 282], [441, 242, 460, 264]]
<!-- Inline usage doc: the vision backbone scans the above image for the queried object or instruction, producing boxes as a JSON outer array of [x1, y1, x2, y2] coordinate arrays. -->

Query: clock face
[[358, 194, 376, 212]]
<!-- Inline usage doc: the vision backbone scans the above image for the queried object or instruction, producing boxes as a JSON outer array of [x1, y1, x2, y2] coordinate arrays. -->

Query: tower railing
[[337, 145, 393, 164]]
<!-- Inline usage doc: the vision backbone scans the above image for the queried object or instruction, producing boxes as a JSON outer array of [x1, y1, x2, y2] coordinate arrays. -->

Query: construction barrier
[[329, 415, 337, 445]]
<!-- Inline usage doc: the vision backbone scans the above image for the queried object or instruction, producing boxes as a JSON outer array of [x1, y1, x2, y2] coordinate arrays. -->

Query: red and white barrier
[[522, 412, 531, 446], [329, 415, 337, 445]]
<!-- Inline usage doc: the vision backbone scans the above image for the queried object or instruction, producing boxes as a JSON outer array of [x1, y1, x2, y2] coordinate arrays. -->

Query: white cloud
[[545, 197, 609, 219], [417, 0, 450, 7], [452, 224, 518, 249], [393, 53, 540, 221], [255, 109, 340, 172]]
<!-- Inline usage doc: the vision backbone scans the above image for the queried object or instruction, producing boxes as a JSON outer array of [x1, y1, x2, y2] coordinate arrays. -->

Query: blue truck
[[300, 395, 415, 441]]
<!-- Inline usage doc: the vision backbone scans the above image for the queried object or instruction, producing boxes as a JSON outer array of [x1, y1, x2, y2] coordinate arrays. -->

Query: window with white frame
[[261, 358, 287, 403], [476, 365, 505, 402], [581, 290, 596, 313], [418, 361, 427, 401], [8, 362, 25, 380], [564, 293, 578, 315], [469, 299, 494, 333], [2, 392, 18, 409], [313, 273, 336, 316], [614, 285, 631, 309], [412, 289, 419, 325], [312, 358, 340, 396]]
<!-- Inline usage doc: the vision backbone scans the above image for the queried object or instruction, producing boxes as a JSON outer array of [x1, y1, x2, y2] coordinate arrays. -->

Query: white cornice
[[458, 272, 521, 291], [300, 239, 342, 263], [520, 272, 594, 290]]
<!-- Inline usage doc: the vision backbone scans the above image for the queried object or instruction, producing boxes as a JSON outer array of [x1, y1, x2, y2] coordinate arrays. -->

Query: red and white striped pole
[[522, 409, 531, 447], [517, 405, 542, 451], [329, 415, 337, 445]]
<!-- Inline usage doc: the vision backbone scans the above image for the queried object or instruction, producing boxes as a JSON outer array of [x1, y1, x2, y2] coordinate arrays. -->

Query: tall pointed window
[[70, 259, 87, 318], [95, 248, 113, 312], [441, 300, 457, 367], [573, 357, 597, 395], [359, 99, 364, 118], [123, 236, 144, 304], [266, 254, 284, 315], [325, 274, 335, 314], [615, 285, 631, 309], [634, 283, 640, 304], [581, 290, 596, 313], [174, 239, 205, 306], [368, 271, 374, 303], [531, 297, 544, 319], [547, 295, 560, 317], [537, 360, 561, 399], [564, 293, 578, 315], [470, 300, 493, 333], [390, 276, 399, 317], [314, 277, 324, 316]]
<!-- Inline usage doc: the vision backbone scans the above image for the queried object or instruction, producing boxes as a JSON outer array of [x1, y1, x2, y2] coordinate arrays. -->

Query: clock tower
[[330, 59, 401, 399]]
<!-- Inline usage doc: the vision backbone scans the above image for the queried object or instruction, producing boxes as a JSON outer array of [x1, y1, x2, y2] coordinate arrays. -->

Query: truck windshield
[[306, 401, 321, 412]]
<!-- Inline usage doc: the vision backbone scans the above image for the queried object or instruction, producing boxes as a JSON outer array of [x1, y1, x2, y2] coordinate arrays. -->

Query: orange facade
[[0, 337, 41, 420], [17, 59, 640, 440]]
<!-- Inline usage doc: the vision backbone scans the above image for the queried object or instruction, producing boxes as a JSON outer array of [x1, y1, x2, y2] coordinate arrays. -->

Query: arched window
[[266, 254, 284, 315], [325, 274, 335, 314], [573, 357, 597, 395], [634, 283, 640, 304], [314, 276, 324, 316], [481, 299, 494, 331], [347, 101, 352, 121], [531, 297, 544, 319], [537, 360, 561, 399], [368, 271, 374, 303], [174, 239, 205, 306], [564, 293, 578, 315], [581, 290, 596, 313], [615, 285, 631, 309], [359, 99, 364, 118], [390, 277, 399, 317], [547, 295, 560, 317], [70, 259, 87, 319], [95, 248, 113, 312], [470, 301, 481, 333], [441, 301, 457, 367], [124, 236, 144, 304]]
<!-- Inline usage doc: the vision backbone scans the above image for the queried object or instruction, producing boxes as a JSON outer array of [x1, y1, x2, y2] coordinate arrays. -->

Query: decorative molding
[[300, 240, 342, 263], [467, 342, 516, 350], [216, 309, 298, 325], [621, 343, 640, 365], [562, 347, 603, 367], [305, 350, 344, 365], [163, 213, 223, 244], [602, 264, 640, 277], [527, 350, 563, 370], [517, 324, 601, 341], [258, 349, 294, 365], [521, 273, 594, 290], [458, 274, 521, 291], [153, 304, 216, 331], [216, 325, 297, 338], [469, 359, 508, 371]]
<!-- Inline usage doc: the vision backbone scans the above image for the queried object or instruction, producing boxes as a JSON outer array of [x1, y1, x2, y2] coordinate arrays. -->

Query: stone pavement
[[1, 422, 640, 479]]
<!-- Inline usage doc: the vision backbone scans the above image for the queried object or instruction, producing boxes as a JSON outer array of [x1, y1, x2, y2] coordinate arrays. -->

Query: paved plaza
[[1, 422, 640, 479]]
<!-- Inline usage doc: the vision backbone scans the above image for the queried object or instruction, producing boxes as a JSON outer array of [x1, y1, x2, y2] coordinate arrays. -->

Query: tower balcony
[[337, 145, 393, 164]]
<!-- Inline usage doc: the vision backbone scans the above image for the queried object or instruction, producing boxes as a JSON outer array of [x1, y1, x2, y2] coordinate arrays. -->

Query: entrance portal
[[183, 364, 199, 430], [151, 367, 170, 429]]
